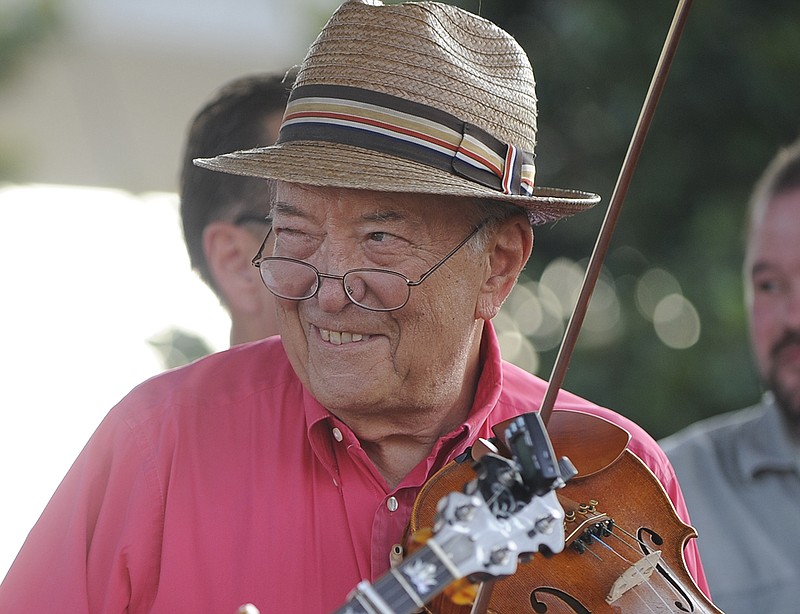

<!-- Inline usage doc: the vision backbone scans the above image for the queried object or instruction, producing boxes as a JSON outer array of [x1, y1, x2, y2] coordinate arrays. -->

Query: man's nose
[[316, 273, 353, 313], [312, 239, 362, 312]]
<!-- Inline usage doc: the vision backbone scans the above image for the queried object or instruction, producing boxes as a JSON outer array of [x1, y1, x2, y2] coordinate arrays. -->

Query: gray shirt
[[660, 393, 800, 614]]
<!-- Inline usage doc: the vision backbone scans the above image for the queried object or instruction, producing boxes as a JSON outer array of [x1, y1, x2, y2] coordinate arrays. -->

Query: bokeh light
[[653, 293, 701, 349], [581, 274, 623, 347], [540, 257, 584, 318], [636, 267, 683, 321], [498, 258, 702, 372]]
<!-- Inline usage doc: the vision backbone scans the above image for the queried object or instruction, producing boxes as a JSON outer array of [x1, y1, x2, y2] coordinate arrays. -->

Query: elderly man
[[0, 1, 708, 612], [661, 138, 800, 614]]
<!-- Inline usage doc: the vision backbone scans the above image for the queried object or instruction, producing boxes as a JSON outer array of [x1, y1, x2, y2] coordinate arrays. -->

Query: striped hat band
[[278, 84, 535, 198]]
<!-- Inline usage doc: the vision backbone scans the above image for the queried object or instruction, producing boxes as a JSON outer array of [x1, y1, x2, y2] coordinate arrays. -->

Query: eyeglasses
[[251, 222, 485, 312]]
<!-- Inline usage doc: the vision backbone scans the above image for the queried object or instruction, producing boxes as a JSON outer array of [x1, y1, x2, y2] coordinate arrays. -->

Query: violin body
[[408, 411, 724, 614]]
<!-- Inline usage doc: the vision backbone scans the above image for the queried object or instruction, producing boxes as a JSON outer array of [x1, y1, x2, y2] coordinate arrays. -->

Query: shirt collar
[[740, 392, 800, 477], [458, 321, 504, 440]]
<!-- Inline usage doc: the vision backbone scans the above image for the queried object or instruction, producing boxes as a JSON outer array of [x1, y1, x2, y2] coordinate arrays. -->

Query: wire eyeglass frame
[[251, 221, 486, 312]]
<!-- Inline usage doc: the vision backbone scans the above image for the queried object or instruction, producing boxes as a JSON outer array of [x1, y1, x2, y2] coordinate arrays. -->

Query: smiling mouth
[[318, 327, 370, 345]]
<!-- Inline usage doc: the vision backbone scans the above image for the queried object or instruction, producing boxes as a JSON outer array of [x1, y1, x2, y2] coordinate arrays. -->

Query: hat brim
[[195, 141, 600, 225]]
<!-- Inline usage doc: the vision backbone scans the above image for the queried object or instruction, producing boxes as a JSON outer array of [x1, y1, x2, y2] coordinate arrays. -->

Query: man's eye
[[369, 231, 390, 242], [755, 278, 782, 294]]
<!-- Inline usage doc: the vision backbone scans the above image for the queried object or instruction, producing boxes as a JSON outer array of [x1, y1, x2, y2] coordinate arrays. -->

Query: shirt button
[[332, 427, 343, 442], [386, 496, 399, 512]]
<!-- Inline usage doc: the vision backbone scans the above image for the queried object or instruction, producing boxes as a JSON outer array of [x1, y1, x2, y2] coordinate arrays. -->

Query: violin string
[[588, 532, 630, 558], [606, 524, 688, 596], [483, 477, 664, 611], [483, 484, 515, 514], [577, 534, 661, 614], [600, 523, 695, 611], [628, 580, 670, 614], [588, 533, 672, 612], [580, 518, 685, 607], [581, 527, 715, 614], [610, 524, 645, 546], [583, 546, 603, 561]]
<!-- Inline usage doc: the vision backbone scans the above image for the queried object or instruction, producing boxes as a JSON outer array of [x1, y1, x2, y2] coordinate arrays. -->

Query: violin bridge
[[605, 551, 662, 603]]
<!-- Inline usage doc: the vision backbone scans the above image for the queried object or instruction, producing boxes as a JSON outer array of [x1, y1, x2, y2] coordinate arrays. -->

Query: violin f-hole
[[530, 587, 592, 613], [638, 527, 693, 612]]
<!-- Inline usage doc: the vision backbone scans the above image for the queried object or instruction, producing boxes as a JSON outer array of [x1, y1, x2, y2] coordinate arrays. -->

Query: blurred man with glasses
[[179, 71, 293, 345]]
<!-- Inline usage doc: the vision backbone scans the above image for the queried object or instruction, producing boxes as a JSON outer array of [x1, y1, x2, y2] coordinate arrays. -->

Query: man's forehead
[[746, 198, 800, 278], [272, 198, 408, 220], [273, 183, 468, 225]]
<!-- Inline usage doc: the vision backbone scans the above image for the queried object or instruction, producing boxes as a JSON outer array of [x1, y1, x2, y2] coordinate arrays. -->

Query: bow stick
[[468, 6, 695, 612], [538, 0, 694, 426]]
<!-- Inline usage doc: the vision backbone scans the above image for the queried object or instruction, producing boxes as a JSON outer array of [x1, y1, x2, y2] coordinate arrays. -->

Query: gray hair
[[470, 199, 532, 253]]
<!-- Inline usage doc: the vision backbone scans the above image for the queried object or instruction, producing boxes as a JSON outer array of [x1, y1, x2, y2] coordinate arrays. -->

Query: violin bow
[[467, 5, 694, 612], [538, 0, 694, 426], [245, 4, 696, 614]]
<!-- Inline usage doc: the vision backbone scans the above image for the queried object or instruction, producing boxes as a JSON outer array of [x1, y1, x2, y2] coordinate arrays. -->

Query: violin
[[332, 412, 576, 614], [408, 410, 724, 613], [329, 410, 722, 614]]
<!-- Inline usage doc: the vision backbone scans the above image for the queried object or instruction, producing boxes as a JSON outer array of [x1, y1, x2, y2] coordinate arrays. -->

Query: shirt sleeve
[[0, 406, 163, 613]]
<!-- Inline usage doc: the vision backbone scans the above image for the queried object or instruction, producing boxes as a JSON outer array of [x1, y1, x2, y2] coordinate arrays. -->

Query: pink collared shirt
[[0, 325, 708, 612]]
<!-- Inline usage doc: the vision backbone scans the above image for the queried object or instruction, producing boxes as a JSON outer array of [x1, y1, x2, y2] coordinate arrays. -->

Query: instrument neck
[[332, 534, 461, 614]]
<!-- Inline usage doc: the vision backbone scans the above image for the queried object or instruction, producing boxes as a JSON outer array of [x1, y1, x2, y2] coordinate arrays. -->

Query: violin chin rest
[[490, 410, 630, 478]]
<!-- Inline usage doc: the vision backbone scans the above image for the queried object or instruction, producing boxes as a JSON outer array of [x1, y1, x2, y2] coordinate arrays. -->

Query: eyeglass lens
[[259, 259, 411, 311]]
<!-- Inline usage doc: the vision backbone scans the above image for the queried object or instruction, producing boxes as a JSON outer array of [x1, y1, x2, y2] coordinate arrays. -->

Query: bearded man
[[661, 137, 800, 614]]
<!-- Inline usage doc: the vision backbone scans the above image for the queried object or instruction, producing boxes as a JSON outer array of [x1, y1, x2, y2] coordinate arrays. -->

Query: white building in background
[[0, 0, 337, 192], [0, 0, 339, 580]]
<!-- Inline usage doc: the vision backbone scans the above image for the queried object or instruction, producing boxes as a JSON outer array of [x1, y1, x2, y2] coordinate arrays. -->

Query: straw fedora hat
[[195, 0, 600, 225]]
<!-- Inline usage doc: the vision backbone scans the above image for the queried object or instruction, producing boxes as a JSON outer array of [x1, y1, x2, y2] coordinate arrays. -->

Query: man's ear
[[475, 216, 533, 320], [202, 221, 265, 314]]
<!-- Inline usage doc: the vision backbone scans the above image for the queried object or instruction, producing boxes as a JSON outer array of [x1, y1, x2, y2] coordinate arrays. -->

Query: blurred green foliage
[[0, 1, 57, 82], [452, 0, 800, 437], [0, 0, 60, 180]]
